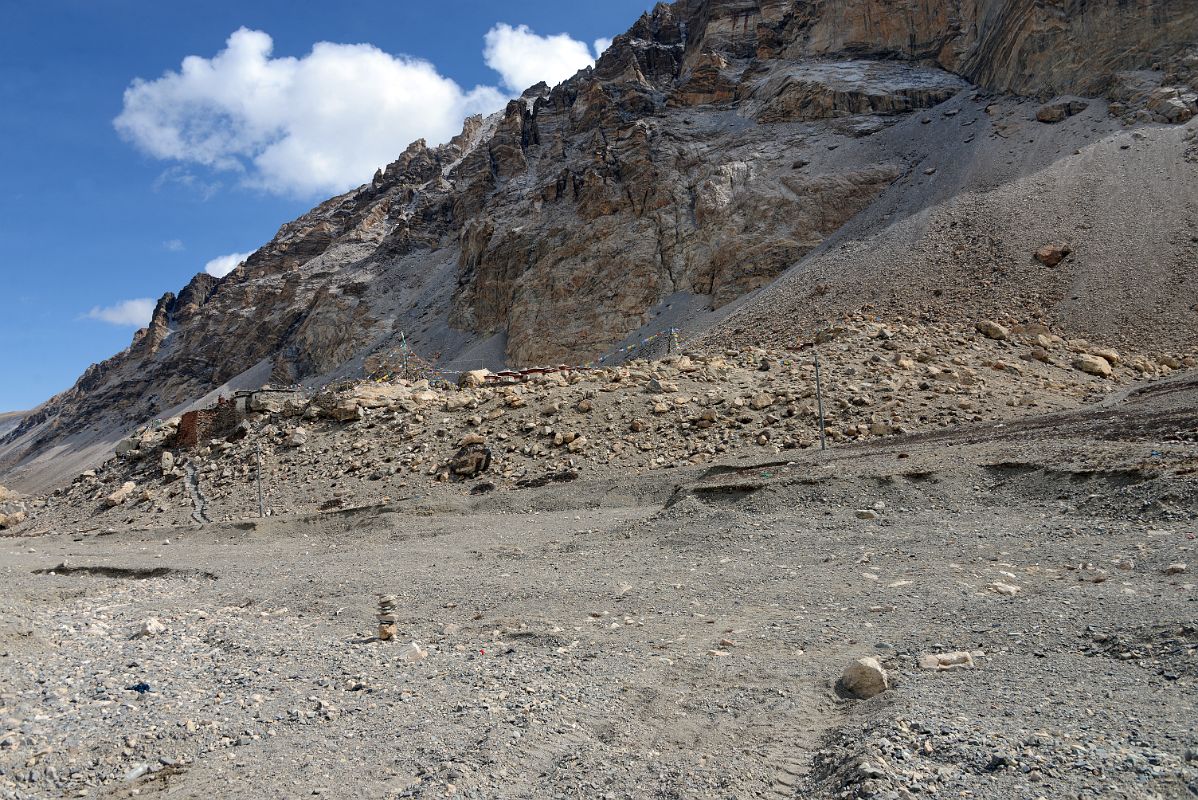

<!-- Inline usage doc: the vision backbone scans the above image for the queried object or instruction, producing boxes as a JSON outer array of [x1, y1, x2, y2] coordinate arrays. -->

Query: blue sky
[[0, 1, 656, 412]]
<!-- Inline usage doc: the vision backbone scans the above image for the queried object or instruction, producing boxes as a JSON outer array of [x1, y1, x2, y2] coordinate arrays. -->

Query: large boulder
[[351, 384, 412, 409], [458, 370, 492, 389], [841, 657, 890, 699], [1035, 98, 1089, 123], [975, 320, 1010, 341], [104, 482, 138, 508], [249, 390, 307, 415], [1073, 354, 1113, 377], [0, 511, 27, 530], [448, 444, 492, 479]]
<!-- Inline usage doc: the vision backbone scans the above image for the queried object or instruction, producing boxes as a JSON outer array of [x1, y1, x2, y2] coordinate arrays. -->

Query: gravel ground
[[1, 377, 1195, 799]]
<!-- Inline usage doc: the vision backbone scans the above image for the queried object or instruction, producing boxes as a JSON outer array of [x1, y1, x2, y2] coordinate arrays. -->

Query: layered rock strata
[[3, 0, 1194, 491]]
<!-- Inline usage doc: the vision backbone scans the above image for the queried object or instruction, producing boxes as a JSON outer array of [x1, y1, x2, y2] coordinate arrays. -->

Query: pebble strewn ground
[[1, 371, 1196, 798]]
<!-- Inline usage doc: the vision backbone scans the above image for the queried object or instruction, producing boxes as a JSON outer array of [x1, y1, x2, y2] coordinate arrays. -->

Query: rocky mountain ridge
[[3, 0, 1196, 492]]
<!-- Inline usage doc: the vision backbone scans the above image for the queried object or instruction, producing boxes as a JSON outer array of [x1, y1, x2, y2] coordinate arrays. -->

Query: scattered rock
[[989, 581, 1021, 597], [1165, 563, 1188, 575], [0, 510, 27, 529], [398, 642, 429, 663], [841, 657, 890, 699], [136, 618, 166, 638], [975, 320, 1010, 341], [459, 370, 492, 389], [448, 444, 492, 479], [1035, 98, 1088, 123], [1035, 243, 1072, 267], [918, 651, 977, 671], [1073, 354, 1112, 377], [749, 393, 775, 411], [104, 482, 138, 508]]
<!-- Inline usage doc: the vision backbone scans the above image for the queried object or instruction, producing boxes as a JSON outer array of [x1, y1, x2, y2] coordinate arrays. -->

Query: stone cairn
[[377, 595, 398, 641]]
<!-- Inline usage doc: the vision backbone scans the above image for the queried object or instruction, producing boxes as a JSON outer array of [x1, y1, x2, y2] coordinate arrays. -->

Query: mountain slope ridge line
[[2, 0, 1196, 492]]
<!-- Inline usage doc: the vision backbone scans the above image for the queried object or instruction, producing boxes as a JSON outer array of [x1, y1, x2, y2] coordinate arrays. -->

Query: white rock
[[0, 511, 27, 529], [989, 581, 1021, 597], [459, 370, 492, 389], [137, 618, 166, 638], [104, 482, 137, 508], [1073, 354, 1112, 377], [841, 657, 889, 699], [975, 320, 1010, 341], [398, 641, 428, 663], [749, 392, 775, 411], [918, 651, 976, 671]]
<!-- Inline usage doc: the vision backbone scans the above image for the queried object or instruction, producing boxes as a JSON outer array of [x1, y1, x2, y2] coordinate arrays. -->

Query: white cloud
[[115, 28, 505, 197], [204, 251, 254, 278], [85, 299, 157, 327], [163, 239, 185, 252], [152, 166, 223, 201], [115, 25, 611, 198], [483, 23, 602, 93]]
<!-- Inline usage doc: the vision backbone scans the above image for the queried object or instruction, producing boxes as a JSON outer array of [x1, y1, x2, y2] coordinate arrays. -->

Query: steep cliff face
[[3, 0, 1195, 491]]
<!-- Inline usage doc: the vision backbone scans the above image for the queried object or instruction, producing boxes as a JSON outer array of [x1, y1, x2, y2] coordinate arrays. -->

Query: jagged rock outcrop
[[2, 0, 1195, 492]]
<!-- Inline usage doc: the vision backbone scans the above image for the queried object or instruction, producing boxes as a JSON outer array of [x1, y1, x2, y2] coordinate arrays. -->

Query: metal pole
[[814, 349, 828, 452], [255, 442, 265, 518]]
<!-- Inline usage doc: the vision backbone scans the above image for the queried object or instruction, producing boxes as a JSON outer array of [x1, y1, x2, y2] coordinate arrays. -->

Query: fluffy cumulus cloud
[[483, 23, 606, 93], [85, 299, 157, 327], [115, 25, 609, 198], [204, 251, 254, 278], [115, 28, 505, 197]]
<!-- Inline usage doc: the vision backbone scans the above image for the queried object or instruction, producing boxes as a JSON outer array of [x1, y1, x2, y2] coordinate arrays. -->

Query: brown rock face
[[2, 0, 1193, 491]]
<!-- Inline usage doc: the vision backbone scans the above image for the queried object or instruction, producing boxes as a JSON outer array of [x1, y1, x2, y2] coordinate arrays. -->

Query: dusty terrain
[[5, 0, 1196, 493], [1, 2, 1196, 796], [1, 369, 1195, 799], [10, 316, 1194, 535]]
